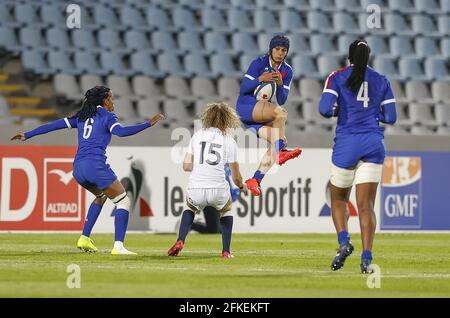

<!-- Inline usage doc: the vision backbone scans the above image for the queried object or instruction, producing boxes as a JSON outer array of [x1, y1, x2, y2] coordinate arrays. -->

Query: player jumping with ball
[[236, 35, 302, 196]]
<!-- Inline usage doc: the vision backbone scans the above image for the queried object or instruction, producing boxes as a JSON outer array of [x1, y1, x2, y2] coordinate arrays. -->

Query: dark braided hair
[[346, 40, 371, 93], [76, 86, 110, 122]]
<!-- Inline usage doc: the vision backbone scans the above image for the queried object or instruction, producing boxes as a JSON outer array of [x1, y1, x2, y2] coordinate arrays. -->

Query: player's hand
[[239, 183, 248, 196], [258, 71, 275, 83], [150, 113, 165, 126], [10, 132, 26, 141], [272, 68, 283, 86]]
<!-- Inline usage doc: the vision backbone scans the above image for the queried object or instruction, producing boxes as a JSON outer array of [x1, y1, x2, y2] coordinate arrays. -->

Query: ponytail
[[76, 86, 110, 122], [346, 40, 371, 93]]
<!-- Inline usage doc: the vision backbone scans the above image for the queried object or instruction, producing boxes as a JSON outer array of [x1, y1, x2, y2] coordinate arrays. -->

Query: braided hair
[[76, 86, 110, 122], [346, 40, 371, 93]]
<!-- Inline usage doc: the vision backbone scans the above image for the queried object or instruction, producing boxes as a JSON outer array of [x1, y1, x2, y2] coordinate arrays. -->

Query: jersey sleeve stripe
[[109, 122, 121, 133], [244, 74, 255, 80], [64, 117, 72, 129], [381, 99, 396, 106], [323, 89, 339, 97]]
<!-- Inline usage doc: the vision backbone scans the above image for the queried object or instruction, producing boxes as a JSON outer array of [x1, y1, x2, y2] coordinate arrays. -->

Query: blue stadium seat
[[22, 49, 53, 75], [240, 54, 256, 73], [399, 57, 427, 81], [289, 33, 313, 56], [94, 5, 125, 30], [310, 0, 337, 12], [185, 54, 214, 78], [385, 13, 416, 36], [415, 37, 440, 58], [389, 0, 417, 14], [361, 0, 387, 10], [19, 27, 46, 50], [257, 32, 279, 53], [75, 51, 107, 75], [292, 56, 321, 79], [205, 0, 232, 9], [432, 81, 450, 103], [390, 36, 415, 58], [231, 0, 255, 10], [98, 29, 130, 54], [279, 11, 308, 33], [120, 5, 152, 31], [0, 26, 21, 52], [46, 28, 71, 51], [318, 55, 343, 77], [254, 10, 280, 32], [441, 38, 450, 59], [48, 51, 80, 75], [178, 31, 205, 54], [412, 15, 440, 37], [14, 3, 47, 27], [366, 35, 390, 56], [72, 29, 99, 51], [435, 104, 450, 126], [232, 33, 260, 55], [100, 52, 134, 76], [425, 57, 450, 81], [441, 0, 450, 13], [437, 16, 450, 36], [337, 35, 357, 55], [409, 103, 437, 126], [228, 9, 256, 32], [204, 32, 233, 54], [106, 75, 133, 98], [333, 12, 362, 35], [158, 53, 190, 78], [284, 0, 311, 11], [336, 0, 364, 12], [256, 0, 285, 10], [311, 34, 341, 57], [41, 3, 66, 28], [415, 0, 442, 15], [0, 4, 21, 28], [146, 7, 176, 32], [130, 52, 164, 77], [125, 30, 155, 53], [307, 12, 334, 34], [405, 81, 434, 103], [179, 0, 205, 10], [173, 8, 206, 32], [201, 8, 231, 32], [373, 56, 402, 81], [210, 54, 242, 78], [151, 31, 181, 54]]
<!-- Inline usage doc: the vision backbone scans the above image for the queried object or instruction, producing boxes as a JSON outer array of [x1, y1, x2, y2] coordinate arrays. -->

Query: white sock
[[114, 241, 124, 249]]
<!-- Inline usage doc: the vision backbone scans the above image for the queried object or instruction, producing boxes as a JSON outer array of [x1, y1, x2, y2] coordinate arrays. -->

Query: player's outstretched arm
[[111, 113, 165, 137], [11, 117, 77, 141], [229, 162, 248, 195]]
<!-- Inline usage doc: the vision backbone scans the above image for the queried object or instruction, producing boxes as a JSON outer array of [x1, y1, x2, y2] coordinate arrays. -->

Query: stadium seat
[[318, 56, 343, 78], [125, 30, 155, 53], [256, 0, 285, 10], [384, 13, 415, 36], [366, 35, 390, 57], [130, 52, 164, 78], [136, 97, 161, 119], [132, 76, 161, 99], [93, 5, 125, 30], [336, 0, 363, 13], [228, 9, 256, 32], [72, 29, 99, 52], [410, 125, 435, 136], [158, 53, 190, 78], [360, 0, 387, 10], [232, 33, 260, 55], [307, 12, 334, 34], [441, 0, 450, 13], [218, 78, 240, 100], [437, 16, 450, 36], [205, 0, 232, 9], [191, 77, 218, 99], [310, 0, 337, 12], [74, 51, 107, 76], [173, 8, 206, 32], [409, 103, 437, 126], [201, 8, 231, 32], [389, 0, 417, 14], [292, 56, 321, 79], [146, 7, 176, 32], [279, 11, 308, 33], [311, 34, 341, 57], [431, 81, 450, 103], [390, 80, 408, 103], [21, 50, 53, 75], [405, 81, 434, 104], [19, 27, 46, 50], [287, 33, 312, 56], [436, 126, 450, 136], [393, 103, 412, 125], [14, 3, 47, 28], [162, 99, 193, 126], [164, 76, 193, 100], [415, 37, 440, 58], [53, 74, 81, 100], [412, 15, 440, 37], [0, 26, 21, 52], [302, 101, 330, 125], [399, 57, 427, 81], [254, 10, 280, 32], [333, 12, 362, 35], [46, 28, 72, 51], [48, 51, 80, 75], [179, 0, 205, 10], [107, 75, 133, 99], [98, 29, 129, 54], [425, 57, 450, 81], [441, 38, 450, 59], [434, 104, 450, 126], [100, 52, 134, 76], [257, 33, 280, 54], [151, 31, 181, 54], [299, 79, 323, 102], [185, 54, 214, 78], [204, 32, 233, 54], [120, 5, 152, 31], [284, 0, 311, 11], [210, 54, 242, 78], [415, 0, 442, 15], [0, 4, 21, 28], [178, 31, 205, 54], [240, 54, 257, 74], [230, 0, 255, 10], [80, 74, 104, 93], [114, 98, 138, 120], [389, 36, 415, 58], [41, 4, 66, 28]]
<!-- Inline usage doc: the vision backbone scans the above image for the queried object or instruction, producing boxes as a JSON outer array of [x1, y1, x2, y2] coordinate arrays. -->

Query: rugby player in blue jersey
[[236, 35, 302, 196], [319, 40, 397, 273], [11, 86, 165, 255]]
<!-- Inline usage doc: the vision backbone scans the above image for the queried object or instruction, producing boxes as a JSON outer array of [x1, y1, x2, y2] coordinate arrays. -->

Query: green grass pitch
[[0, 233, 449, 297]]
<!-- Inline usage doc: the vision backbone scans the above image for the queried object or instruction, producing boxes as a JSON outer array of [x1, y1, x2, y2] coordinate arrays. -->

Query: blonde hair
[[199, 102, 241, 134]]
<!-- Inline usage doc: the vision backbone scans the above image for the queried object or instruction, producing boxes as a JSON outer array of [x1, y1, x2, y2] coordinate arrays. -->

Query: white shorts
[[330, 161, 383, 188], [186, 187, 231, 213]]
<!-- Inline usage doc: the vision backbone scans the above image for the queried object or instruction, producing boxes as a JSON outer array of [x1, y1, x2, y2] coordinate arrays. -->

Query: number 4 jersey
[[321, 66, 396, 135], [187, 127, 238, 189]]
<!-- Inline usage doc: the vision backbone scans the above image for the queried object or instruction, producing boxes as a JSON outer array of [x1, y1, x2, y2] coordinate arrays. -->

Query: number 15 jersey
[[187, 127, 238, 189]]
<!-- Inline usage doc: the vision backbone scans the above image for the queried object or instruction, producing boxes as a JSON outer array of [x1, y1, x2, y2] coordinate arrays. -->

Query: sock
[[178, 210, 195, 243], [114, 209, 129, 243], [274, 139, 286, 153], [220, 216, 233, 253], [114, 241, 123, 249], [362, 250, 373, 260], [337, 230, 350, 245], [253, 170, 265, 182], [82, 202, 102, 237]]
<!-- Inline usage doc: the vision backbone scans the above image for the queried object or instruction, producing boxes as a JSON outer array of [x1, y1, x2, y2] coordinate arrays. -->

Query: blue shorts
[[332, 133, 386, 169], [236, 95, 265, 134], [73, 159, 117, 190]]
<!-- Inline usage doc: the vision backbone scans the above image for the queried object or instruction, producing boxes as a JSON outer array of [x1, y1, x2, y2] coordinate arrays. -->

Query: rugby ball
[[254, 82, 276, 102]]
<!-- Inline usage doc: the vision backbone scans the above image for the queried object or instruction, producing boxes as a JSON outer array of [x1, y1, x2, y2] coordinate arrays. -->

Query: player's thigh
[[102, 179, 126, 200], [219, 199, 233, 214], [355, 182, 379, 211], [330, 183, 352, 202], [251, 100, 279, 123]]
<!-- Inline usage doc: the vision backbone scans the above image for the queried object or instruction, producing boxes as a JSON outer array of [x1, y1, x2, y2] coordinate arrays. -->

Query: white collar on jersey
[[269, 56, 283, 70]]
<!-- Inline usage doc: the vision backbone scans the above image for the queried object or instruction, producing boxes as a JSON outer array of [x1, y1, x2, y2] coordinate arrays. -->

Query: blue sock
[[114, 209, 129, 242], [362, 250, 373, 260], [220, 216, 233, 253], [338, 230, 350, 245], [82, 202, 102, 237], [275, 139, 286, 153], [253, 170, 265, 182], [178, 210, 195, 243]]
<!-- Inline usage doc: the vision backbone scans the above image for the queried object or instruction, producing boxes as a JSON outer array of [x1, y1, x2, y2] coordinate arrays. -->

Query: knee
[[94, 194, 107, 206], [274, 107, 288, 120], [112, 193, 131, 211], [357, 200, 374, 214]]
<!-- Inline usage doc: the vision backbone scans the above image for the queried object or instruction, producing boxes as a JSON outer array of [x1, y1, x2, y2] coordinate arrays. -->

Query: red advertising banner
[[0, 145, 85, 230]]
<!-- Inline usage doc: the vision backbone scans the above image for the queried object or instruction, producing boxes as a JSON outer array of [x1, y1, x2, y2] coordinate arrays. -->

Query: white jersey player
[[168, 103, 247, 259]]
